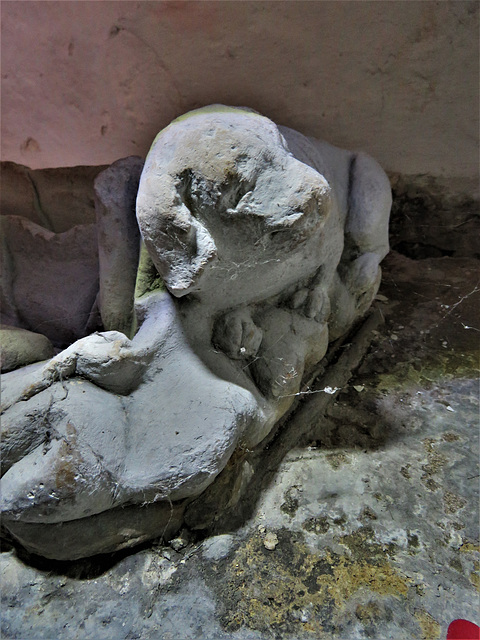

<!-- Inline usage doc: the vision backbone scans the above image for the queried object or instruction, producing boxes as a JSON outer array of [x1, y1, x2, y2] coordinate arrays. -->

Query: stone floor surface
[[1, 251, 479, 640]]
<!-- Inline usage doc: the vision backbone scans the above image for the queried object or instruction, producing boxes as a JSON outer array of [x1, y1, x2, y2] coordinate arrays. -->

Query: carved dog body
[[0, 106, 391, 559]]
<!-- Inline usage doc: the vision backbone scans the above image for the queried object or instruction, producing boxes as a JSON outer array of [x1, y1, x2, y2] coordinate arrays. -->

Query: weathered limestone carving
[[0, 106, 391, 559]]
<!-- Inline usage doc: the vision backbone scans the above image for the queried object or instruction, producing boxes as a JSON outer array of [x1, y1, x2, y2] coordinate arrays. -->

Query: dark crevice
[[392, 241, 455, 260], [26, 172, 55, 231], [176, 168, 255, 220], [389, 178, 479, 260]]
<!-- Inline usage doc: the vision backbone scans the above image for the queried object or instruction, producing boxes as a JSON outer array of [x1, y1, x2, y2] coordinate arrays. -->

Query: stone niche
[[0, 105, 391, 560]]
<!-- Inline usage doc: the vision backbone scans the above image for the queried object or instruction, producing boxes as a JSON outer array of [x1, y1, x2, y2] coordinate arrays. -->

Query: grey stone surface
[[0, 157, 145, 359], [0, 161, 105, 232], [0, 325, 53, 372], [202, 534, 235, 561], [1, 252, 478, 639], [0, 105, 391, 559], [0, 215, 99, 348], [94, 156, 144, 336]]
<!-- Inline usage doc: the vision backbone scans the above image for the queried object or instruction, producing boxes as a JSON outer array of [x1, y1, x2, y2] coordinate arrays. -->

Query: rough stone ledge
[[388, 173, 479, 259], [1, 251, 478, 640], [3, 161, 477, 257]]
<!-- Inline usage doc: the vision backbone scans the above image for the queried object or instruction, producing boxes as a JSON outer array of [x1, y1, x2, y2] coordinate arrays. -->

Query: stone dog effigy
[[0, 106, 391, 559]]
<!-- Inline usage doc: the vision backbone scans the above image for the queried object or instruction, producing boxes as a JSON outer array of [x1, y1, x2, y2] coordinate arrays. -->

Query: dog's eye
[[225, 179, 256, 209], [269, 228, 290, 241]]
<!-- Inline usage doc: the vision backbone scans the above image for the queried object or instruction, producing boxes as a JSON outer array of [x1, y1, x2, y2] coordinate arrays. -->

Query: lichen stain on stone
[[325, 452, 350, 469], [55, 422, 82, 491], [448, 556, 463, 573], [280, 487, 300, 518], [424, 478, 440, 491], [55, 444, 79, 490], [422, 437, 439, 455], [220, 527, 409, 635], [414, 609, 441, 640], [338, 526, 398, 565], [420, 437, 448, 490], [355, 601, 381, 623], [457, 543, 480, 590], [443, 490, 467, 515], [422, 453, 446, 474], [375, 363, 423, 393], [359, 506, 378, 523], [420, 351, 479, 382], [302, 516, 330, 534], [469, 569, 480, 591], [333, 514, 348, 528], [400, 464, 411, 479], [328, 553, 408, 602], [442, 432, 461, 442], [373, 348, 478, 395], [134, 242, 166, 299], [407, 531, 420, 550]]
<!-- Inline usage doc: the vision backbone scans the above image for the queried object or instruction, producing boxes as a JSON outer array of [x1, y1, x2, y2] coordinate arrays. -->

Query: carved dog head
[[136, 106, 331, 309]]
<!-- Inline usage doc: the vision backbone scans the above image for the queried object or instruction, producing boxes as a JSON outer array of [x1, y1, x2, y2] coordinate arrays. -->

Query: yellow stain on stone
[[470, 571, 480, 591], [414, 609, 441, 640], [374, 350, 479, 393], [221, 528, 410, 635], [326, 553, 409, 606]]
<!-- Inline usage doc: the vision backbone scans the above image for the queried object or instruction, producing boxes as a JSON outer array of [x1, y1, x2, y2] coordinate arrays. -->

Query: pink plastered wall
[[1, 1, 478, 180]]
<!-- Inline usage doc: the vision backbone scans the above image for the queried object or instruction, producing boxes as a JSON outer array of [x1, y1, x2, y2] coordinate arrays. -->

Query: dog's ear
[[136, 173, 217, 297]]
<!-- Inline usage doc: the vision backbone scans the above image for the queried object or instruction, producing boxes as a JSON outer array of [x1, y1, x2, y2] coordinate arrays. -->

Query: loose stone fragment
[[264, 532, 279, 550]]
